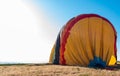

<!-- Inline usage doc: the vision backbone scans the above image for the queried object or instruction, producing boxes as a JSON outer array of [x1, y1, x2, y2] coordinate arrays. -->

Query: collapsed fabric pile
[[49, 14, 117, 68]]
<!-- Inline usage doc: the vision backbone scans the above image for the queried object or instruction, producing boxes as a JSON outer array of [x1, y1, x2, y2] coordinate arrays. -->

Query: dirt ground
[[0, 64, 120, 76]]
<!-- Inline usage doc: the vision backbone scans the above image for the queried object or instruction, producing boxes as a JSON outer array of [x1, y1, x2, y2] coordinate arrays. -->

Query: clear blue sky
[[33, 0, 120, 60]]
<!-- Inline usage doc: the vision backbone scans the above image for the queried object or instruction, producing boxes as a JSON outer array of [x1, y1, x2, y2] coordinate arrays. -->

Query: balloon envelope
[[49, 14, 117, 68]]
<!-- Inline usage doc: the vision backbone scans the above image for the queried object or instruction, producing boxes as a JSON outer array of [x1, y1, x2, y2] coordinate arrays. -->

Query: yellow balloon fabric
[[64, 17, 116, 66], [108, 55, 117, 66], [49, 14, 117, 68]]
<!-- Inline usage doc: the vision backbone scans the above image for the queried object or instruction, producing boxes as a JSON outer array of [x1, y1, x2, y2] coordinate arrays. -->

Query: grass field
[[117, 61, 120, 64], [0, 63, 120, 76]]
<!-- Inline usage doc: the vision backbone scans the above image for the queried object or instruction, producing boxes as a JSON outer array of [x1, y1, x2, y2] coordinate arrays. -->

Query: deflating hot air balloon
[[49, 14, 117, 68]]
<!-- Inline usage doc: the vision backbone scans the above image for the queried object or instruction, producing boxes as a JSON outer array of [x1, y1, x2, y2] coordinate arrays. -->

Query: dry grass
[[0, 63, 120, 76], [117, 61, 120, 64]]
